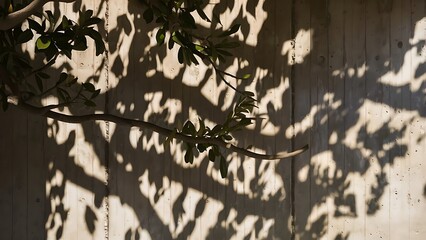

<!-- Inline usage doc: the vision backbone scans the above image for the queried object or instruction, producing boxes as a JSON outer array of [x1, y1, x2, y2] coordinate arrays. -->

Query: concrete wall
[[1, 0, 426, 239]]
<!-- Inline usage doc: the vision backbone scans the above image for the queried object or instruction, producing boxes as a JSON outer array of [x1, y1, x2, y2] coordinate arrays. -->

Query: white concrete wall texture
[[1, 0, 426, 239]]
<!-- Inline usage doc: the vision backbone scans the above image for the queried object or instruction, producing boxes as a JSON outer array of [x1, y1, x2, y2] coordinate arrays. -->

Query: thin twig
[[28, 52, 60, 77], [217, 69, 246, 80], [206, 57, 245, 94]]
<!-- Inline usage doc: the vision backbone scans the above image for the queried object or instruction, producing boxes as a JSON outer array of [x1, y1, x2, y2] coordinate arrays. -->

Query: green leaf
[[79, 10, 94, 25], [212, 13, 222, 26], [45, 10, 55, 24], [84, 100, 96, 107], [73, 36, 88, 51], [67, 77, 78, 87], [196, 144, 207, 153], [180, 48, 198, 65], [156, 28, 165, 45], [143, 8, 154, 24], [208, 149, 216, 162], [243, 91, 255, 97], [36, 36, 51, 50], [28, 19, 44, 33], [37, 71, 50, 79], [178, 47, 184, 64], [216, 49, 233, 56], [213, 145, 220, 155], [84, 29, 105, 56], [196, 8, 211, 22], [182, 121, 196, 136], [210, 46, 218, 62], [58, 72, 68, 84], [236, 118, 253, 129], [43, 43, 58, 61], [57, 88, 70, 102], [184, 145, 194, 164], [195, 44, 205, 52], [180, 11, 196, 29], [91, 89, 101, 99], [210, 125, 222, 136], [219, 24, 241, 37], [219, 156, 228, 178], [172, 33, 183, 46], [187, 49, 199, 65], [83, 17, 102, 27], [16, 29, 33, 44], [155, 1, 169, 15], [83, 82, 96, 92], [222, 134, 233, 141], [242, 73, 251, 79], [168, 35, 175, 49], [217, 54, 226, 63], [85, 10, 94, 19], [61, 16, 70, 29]]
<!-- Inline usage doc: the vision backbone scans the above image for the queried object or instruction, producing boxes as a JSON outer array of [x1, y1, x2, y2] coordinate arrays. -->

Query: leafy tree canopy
[[0, 0, 307, 178]]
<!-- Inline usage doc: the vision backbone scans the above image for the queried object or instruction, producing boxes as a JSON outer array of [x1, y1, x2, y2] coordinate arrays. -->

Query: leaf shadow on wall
[[1, 0, 426, 239]]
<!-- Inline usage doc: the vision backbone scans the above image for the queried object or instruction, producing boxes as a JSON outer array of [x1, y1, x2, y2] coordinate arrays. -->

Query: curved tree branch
[[0, 0, 76, 31], [8, 97, 308, 160]]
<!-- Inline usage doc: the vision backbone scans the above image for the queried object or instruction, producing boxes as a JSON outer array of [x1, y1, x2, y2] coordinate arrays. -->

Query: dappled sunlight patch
[[182, 62, 209, 87], [287, 105, 318, 137], [255, 77, 289, 136], [4, 0, 426, 239], [129, 127, 142, 149], [294, 28, 313, 64], [200, 75, 221, 106], [112, 18, 135, 78], [282, 39, 295, 64], [298, 165, 309, 183], [46, 178, 103, 239], [115, 101, 126, 114], [141, 132, 164, 153], [143, 91, 182, 124], [305, 202, 329, 237], [108, 195, 142, 237], [259, 119, 280, 136], [311, 151, 338, 182], [241, 0, 268, 46], [69, 142, 105, 181], [259, 163, 284, 200]]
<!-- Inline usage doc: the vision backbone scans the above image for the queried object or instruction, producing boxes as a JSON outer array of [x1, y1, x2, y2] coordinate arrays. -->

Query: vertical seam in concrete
[[290, 0, 296, 239], [103, 0, 110, 239], [363, 0, 368, 237]]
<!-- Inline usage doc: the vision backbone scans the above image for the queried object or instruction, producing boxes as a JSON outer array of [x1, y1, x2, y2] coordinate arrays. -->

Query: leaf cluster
[[141, 0, 242, 65], [0, 9, 103, 110], [30, 9, 105, 60], [0, 1, 273, 179], [164, 94, 257, 178]]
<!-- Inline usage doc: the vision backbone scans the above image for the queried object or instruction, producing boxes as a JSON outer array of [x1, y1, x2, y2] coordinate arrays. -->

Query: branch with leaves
[[0, 0, 308, 178]]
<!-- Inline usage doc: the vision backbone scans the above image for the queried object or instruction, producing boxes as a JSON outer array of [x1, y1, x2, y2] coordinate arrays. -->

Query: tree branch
[[8, 97, 308, 160], [0, 0, 76, 31]]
